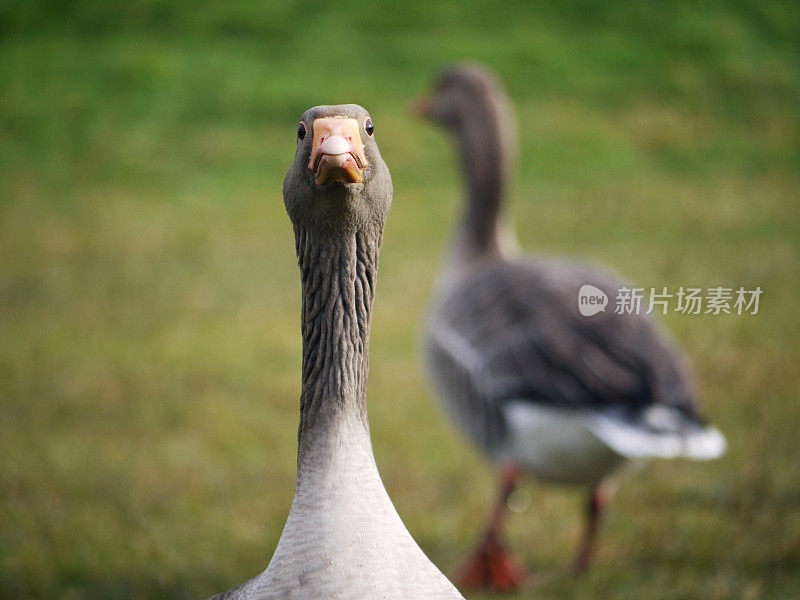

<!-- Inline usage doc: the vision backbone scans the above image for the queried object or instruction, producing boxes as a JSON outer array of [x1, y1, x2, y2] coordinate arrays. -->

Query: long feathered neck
[[452, 85, 517, 262], [294, 224, 381, 463]]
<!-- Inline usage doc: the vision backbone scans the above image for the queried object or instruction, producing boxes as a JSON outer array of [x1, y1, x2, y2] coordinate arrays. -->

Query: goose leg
[[454, 463, 525, 591], [571, 483, 608, 575]]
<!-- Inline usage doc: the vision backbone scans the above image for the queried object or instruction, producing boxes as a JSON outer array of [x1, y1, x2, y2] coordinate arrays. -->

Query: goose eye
[[364, 118, 374, 136], [297, 122, 306, 141]]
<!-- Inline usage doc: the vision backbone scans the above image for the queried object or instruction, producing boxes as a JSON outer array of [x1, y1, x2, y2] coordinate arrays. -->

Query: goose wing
[[426, 258, 707, 455]]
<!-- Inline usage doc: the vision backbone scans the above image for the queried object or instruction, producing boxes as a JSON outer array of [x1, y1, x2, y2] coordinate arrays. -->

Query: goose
[[414, 65, 727, 589], [211, 105, 464, 599]]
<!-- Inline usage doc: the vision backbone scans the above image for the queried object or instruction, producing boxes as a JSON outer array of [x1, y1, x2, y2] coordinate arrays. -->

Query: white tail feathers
[[589, 413, 727, 460]]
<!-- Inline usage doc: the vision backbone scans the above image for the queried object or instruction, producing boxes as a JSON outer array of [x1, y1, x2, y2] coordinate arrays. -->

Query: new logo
[[578, 284, 608, 316]]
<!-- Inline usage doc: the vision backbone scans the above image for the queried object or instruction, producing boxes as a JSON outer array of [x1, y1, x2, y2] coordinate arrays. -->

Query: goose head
[[413, 64, 521, 264], [413, 65, 517, 191], [413, 64, 511, 130], [283, 104, 392, 235]]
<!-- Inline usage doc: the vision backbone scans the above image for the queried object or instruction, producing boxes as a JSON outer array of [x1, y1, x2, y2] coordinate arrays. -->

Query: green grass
[[1, 1, 799, 598]]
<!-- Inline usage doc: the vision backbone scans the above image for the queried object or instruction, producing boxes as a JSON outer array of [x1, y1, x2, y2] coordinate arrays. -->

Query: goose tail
[[588, 412, 727, 461]]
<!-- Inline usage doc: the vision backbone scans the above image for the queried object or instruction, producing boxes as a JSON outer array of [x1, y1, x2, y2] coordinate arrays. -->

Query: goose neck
[[453, 108, 515, 260], [294, 225, 381, 457]]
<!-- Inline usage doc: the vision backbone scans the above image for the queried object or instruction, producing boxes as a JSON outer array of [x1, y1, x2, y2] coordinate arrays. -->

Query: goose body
[[212, 104, 462, 600], [218, 417, 461, 599], [417, 65, 726, 586], [427, 257, 725, 485]]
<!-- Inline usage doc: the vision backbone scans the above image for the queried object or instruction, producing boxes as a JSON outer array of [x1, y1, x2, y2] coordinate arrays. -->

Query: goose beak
[[308, 117, 368, 185], [410, 94, 433, 118]]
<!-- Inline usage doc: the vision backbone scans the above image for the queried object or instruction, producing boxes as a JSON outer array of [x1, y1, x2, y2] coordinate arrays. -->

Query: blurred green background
[[1, 1, 798, 598]]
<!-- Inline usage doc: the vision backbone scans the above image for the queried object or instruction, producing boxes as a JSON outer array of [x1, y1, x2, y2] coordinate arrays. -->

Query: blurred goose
[[415, 65, 726, 589], [211, 105, 463, 599]]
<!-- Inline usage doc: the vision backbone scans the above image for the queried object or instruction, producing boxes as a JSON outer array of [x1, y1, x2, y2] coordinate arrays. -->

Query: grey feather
[[211, 104, 463, 599], [421, 65, 725, 467]]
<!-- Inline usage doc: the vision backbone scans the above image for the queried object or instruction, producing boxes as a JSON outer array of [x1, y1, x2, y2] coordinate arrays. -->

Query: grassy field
[[1, 1, 799, 598]]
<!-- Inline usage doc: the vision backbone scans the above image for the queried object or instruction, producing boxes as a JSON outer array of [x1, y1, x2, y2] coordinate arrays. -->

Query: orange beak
[[308, 117, 368, 185], [410, 94, 433, 118]]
